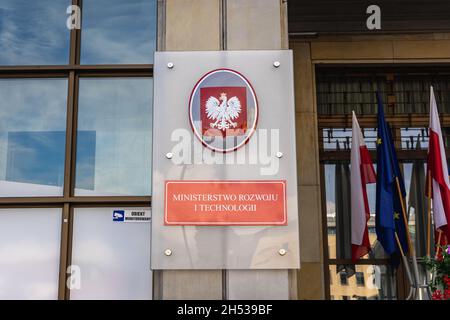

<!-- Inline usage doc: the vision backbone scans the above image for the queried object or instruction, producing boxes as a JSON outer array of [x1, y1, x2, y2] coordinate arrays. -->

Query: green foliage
[[423, 246, 450, 293]]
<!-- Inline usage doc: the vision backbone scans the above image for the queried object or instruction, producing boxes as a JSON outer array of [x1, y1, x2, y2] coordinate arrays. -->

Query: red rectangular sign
[[164, 180, 287, 225]]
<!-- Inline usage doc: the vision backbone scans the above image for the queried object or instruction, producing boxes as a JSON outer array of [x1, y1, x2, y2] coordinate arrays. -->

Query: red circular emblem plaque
[[189, 69, 258, 153]]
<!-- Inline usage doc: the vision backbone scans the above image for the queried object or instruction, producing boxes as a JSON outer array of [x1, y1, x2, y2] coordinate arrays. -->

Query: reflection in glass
[[317, 73, 450, 116], [0, 0, 71, 65], [75, 78, 152, 196], [0, 208, 61, 300], [325, 163, 385, 260], [403, 161, 434, 257], [326, 157, 436, 260], [401, 128, 429, 150], [329, 265, 396, 300], [0, 79, 68, 197], [324, 126, 443, 259], [70, 208, 152, 300], [80, 0, 157, 64], [322, 128, 377, 150]]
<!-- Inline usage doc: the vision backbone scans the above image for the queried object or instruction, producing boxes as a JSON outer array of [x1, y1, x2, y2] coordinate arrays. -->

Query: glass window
[[322, 128, 378, 150], [0, 78, 68, 197], [80, 0, 157, 65], [339, 272, 348, 286], [0, 208, 62, 300], [75, 78, 152, 196], [70, 207, 152, 300], [403, 161, 434, 257], [325, 163, 383, 260], [0, 0, 71, 65], [355, 272, 365, 287], [316, 73, 450, 116], [316, 68, 450, 300], [330, 265, 396, 300], [401, 128, 428, 150]]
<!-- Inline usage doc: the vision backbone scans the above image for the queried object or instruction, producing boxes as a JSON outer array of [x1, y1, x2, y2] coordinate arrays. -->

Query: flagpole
[[395, 232, 406, 257], [427, 170, 432, 257], [395, 232, 416, 300], [395, 231, 405, 257], [395, 177, 414, 256], [395, 176, 426, 299]]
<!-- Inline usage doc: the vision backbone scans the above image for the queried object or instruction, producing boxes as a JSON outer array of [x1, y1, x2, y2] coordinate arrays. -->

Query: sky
[[0, 0, 70, 65], [0, 0, 157, 65]]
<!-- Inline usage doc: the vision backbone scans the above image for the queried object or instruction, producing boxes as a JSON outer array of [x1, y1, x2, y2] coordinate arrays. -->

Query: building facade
[[0, 0, 449, 300]]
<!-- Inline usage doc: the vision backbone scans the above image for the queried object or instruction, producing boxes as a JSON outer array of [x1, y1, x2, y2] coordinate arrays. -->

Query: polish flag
[[351, 112, 377, 262], [427, 86, 450, 242]]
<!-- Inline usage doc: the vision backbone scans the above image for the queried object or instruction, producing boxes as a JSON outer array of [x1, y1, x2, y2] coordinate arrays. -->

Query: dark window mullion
[[69, 74, 80, 198], [58, 203, 70, 299], [64, 71, 76, 200], [70, 0, 82, 66]]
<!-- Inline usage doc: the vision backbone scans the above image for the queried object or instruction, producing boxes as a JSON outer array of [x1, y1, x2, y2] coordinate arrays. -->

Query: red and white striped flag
[[351, 112, 377, 262], [427, 86, 450, 242]]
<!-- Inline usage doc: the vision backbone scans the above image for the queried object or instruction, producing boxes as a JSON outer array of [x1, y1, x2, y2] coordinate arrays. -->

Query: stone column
[[159, 0, 298, 300], [159, 0, 223, 300], [291, 41, 325, 299], [225, 0, 295, 300]]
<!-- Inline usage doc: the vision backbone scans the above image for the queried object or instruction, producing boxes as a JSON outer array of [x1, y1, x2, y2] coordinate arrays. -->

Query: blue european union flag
[[375, 92, 409, 259]]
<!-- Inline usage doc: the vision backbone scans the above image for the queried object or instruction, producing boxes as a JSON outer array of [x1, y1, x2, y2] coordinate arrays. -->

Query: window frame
[[0, 0, 157, 300]]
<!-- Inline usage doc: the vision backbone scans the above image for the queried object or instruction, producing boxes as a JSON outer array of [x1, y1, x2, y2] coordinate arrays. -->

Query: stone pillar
[[165, 0, 221, 51], [226, 0, 286, 50], [159, 0, 223, 300], [291, 41, 325, 299], [225, 0, 295, 300], [159, 0, 297, 300]]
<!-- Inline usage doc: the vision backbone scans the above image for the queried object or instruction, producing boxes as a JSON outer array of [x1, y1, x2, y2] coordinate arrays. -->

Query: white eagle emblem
[[205, 92, 242, 131]]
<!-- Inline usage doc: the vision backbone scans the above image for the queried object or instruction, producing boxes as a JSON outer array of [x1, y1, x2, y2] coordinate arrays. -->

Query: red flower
[[433, 290, 444, 300], [444, 289, 450, 300], [444, 275, 450, 286]]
